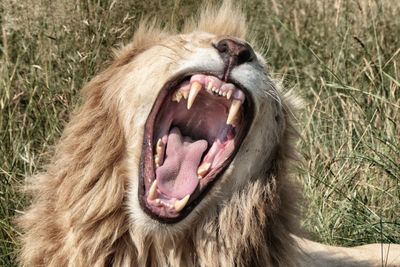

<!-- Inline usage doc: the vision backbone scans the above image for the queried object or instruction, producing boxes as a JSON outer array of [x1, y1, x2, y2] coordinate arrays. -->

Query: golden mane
[[17, 1, 400, 266], [19, 2, 302, 266], [183, 1, 247, 38]]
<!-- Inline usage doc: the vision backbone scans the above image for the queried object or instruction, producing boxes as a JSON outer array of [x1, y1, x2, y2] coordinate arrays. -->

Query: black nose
[[215, 38, 255, 66]]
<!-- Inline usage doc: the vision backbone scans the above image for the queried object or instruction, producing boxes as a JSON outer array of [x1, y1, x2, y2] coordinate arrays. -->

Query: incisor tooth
[[175, 195, 190, 212], [226, 99, 241, 125], [207, 83, 213, 91], [187, 82, 202, 109], [147, 180, 158, 201], [227, 90, 233, 100], [197, 162, 211, 178]]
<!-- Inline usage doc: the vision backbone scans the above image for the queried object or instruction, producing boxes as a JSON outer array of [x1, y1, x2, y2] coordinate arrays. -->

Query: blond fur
[[18, 2, 400, 267]]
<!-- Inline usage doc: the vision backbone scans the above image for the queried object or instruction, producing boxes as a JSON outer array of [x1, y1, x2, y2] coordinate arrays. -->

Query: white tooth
[[147, 180, 158, 201], [182, 90, 189, 99], [187, 82, 202, 109], [175, 195, 190, 212], [207, 83, 213, 91], [197, 162, 211, 178], [222, 92, 227, 97], [172, 91, 182, 102], [226, 99, 241, 125], [227, 90, 233, 100], [156, 139, 164, 154], [155, 139, 165, 167], [218, 91, 223, 96]]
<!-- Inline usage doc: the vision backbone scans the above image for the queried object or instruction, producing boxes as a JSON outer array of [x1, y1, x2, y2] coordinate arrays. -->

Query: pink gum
[[233, 89, 245, 103], [190, 74, 206, 85], [186, 74, 245, 102]]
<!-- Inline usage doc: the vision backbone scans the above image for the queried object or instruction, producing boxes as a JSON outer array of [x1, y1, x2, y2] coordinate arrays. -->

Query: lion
[[18, 2, 400, 267]]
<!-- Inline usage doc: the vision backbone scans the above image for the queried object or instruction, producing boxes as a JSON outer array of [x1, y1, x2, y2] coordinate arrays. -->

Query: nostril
[[215, 38, 254, 66], [237, 47, 252, 65], [216, 41, 228, 54]]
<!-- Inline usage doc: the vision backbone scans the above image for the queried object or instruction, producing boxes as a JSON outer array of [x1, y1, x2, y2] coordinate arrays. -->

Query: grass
[[1, 0, 399, 265]]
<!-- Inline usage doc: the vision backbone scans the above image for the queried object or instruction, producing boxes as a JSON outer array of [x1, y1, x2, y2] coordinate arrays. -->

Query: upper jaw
[[138, 70, 255, 223]]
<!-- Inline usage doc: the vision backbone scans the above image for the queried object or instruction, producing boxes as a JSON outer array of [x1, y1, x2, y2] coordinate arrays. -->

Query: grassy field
[[1, 0, 399, 265]]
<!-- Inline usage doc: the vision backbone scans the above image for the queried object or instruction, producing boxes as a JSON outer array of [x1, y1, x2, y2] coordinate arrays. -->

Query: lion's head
[[126, 22, 287, 226], [20, 2, 301, 266]]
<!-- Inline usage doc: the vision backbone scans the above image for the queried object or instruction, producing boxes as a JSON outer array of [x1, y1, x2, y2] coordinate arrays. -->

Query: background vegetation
[[1, 0, 399, 265]]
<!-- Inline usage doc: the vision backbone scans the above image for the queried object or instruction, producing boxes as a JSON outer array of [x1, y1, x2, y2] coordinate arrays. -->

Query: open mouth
[[139, 73, 254, 222]]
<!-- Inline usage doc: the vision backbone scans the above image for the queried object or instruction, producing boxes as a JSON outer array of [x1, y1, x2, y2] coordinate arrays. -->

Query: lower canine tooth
[[187, 82, 202, 109], [175, 195, 190, 212], [197, 162, 211, 178], [227, 99, 241, 125], [147, 180, 158, 201]]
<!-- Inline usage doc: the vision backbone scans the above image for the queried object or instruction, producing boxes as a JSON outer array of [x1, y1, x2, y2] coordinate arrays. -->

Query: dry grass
[[1, 0, 399, 266]]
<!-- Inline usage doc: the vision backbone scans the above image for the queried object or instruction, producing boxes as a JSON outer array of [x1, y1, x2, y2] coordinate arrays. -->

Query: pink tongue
[[156, 127, 208, 199]]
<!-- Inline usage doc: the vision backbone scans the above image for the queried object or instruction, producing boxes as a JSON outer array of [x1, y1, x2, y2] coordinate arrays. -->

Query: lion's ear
[[184, 0, 247, 39]]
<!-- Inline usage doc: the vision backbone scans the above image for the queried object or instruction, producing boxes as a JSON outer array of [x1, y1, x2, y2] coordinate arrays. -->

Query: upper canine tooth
[[227, 99, 241, 125], [187, 82, 202, 109], [147, 180, 158, 201], [197, 162, 211, 178], [174, 194, 190, 212]]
